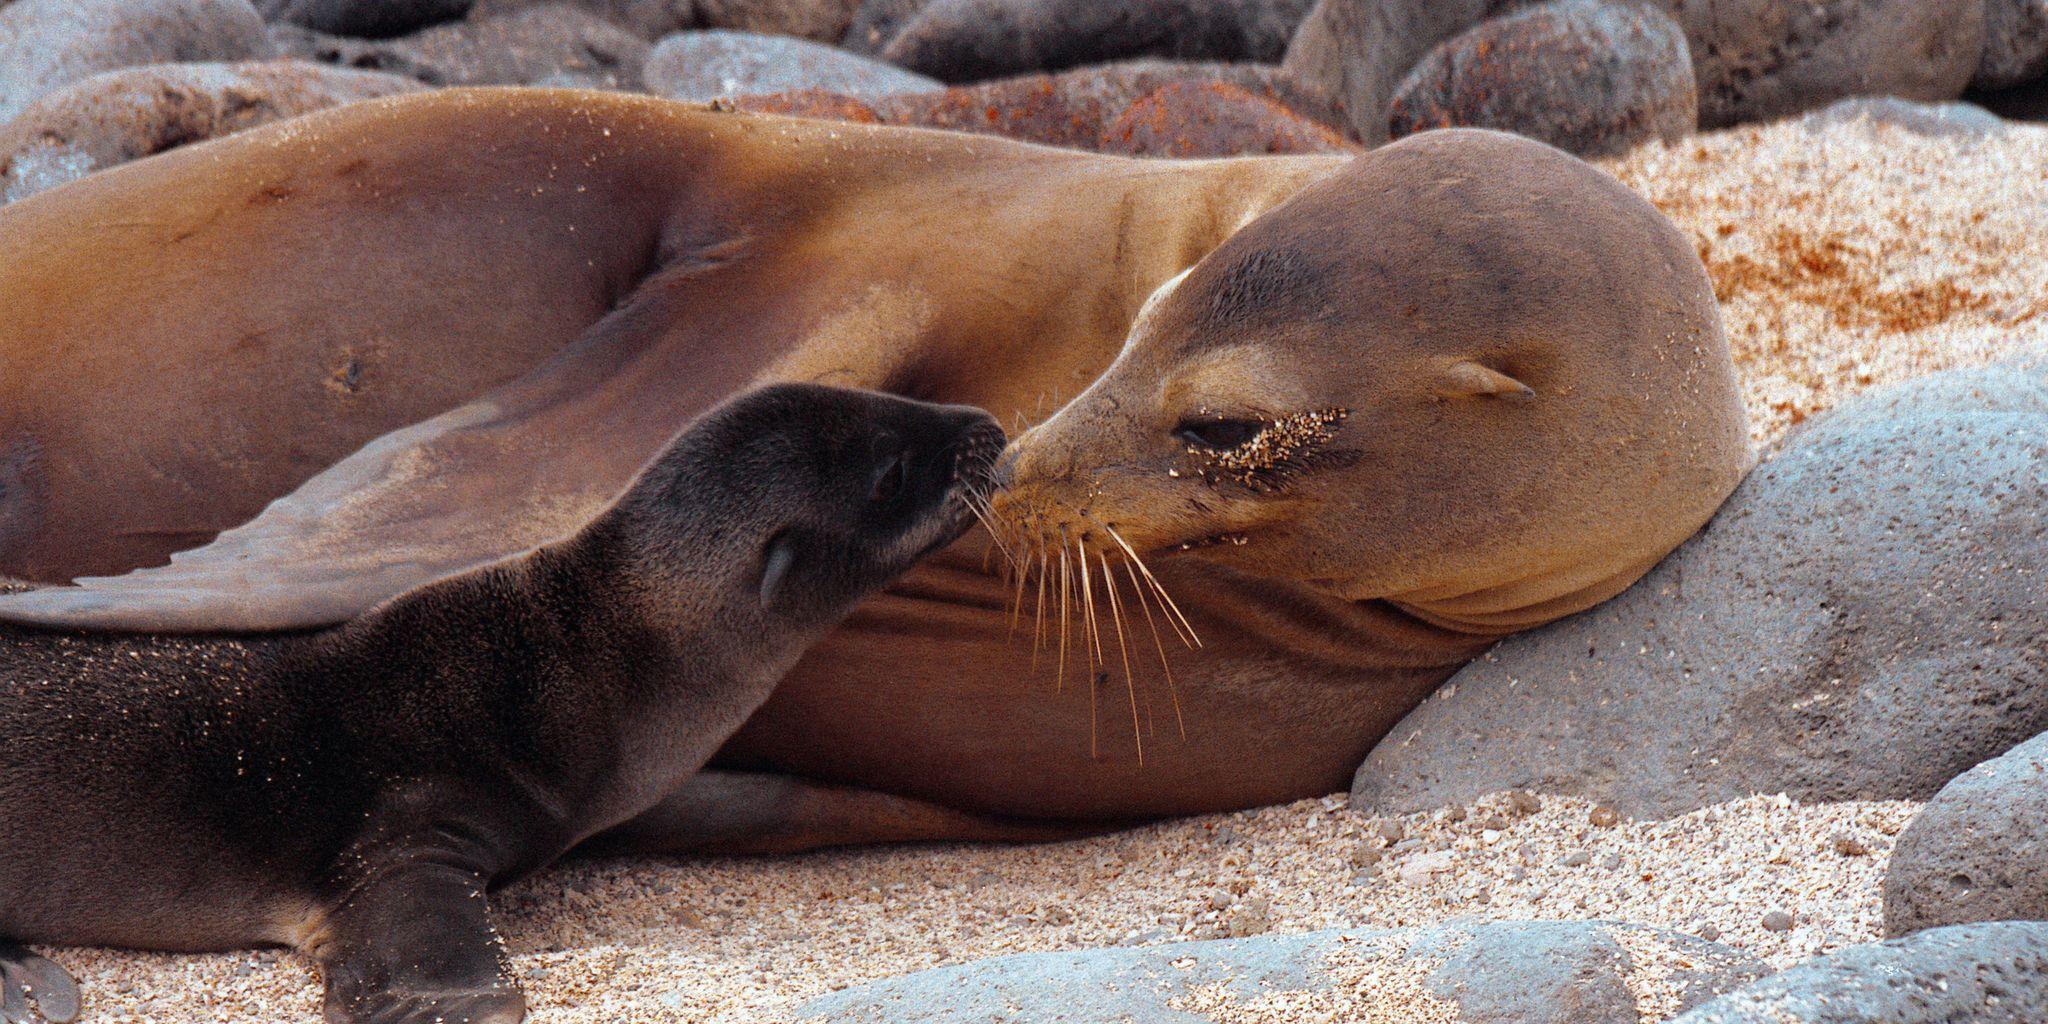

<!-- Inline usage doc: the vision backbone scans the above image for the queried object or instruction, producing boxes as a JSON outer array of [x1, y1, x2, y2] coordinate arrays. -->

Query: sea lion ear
[[1436, 359, 1535, 402]]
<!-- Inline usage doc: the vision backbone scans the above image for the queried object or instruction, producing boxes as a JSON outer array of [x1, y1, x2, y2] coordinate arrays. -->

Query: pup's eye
[[1175, 417, 1264, 451]]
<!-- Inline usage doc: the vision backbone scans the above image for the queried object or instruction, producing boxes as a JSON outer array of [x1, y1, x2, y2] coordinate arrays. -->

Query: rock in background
[[1390, 0, 1695, 157], [1669, 922, 2048, 1023], [644, 29, 939, 101], [801, 919, 1763, 1023], [255, 0, 471, 38], [467, 0, 865, 42], [1672, 0, 1986, 128], [1351, 351, 2048, 819], [0, 59, 422, 204], [1281, 0, 1490, 145], [0, 0, 271, 124], [869, 0, 1315, 83], [1883, 730, 2048, 936], [734, 59, 1350, 154], [271, 3, 649, 88]]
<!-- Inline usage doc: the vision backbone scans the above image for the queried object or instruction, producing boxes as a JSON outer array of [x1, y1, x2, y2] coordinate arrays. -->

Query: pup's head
[[611, 383, 1004, 640]]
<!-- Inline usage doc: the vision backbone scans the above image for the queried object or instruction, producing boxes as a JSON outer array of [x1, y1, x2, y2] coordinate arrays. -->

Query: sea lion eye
[[869, 452, 907, 503], [1176, 418, 1263, 451]]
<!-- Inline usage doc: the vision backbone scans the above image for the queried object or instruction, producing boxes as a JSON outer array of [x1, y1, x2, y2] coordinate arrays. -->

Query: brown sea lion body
[[0, 89, 1748, 849]]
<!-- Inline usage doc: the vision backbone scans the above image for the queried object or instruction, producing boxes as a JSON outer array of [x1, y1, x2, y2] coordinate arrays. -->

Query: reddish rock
[[1, 59, 422, 204], [1102, 81, 1354, 157], [730, 88, 882, 124], [1389, 0, 1695, 158]]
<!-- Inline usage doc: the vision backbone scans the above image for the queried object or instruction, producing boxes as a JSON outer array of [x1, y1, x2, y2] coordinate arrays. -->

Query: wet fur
[[0, 384, 1001, 1024]]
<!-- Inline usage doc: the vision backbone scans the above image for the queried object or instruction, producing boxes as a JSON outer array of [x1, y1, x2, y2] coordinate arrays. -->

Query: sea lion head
[[994, 129, 1750, 633], [608, 383, 1005, 632]]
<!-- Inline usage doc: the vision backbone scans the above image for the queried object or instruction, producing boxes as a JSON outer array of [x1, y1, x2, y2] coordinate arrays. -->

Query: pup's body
[[0, 384, 1002, 1024]]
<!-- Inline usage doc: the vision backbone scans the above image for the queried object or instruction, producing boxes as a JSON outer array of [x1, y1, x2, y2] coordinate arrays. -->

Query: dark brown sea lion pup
[[0, 383, 1004, 1024], [0, 90, 1749, 851]]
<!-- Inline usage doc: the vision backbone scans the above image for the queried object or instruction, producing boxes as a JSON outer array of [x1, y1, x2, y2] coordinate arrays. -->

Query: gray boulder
[[1975, 0, 2048, 91], [271, 3, 648, 88], [254, 0, 471, 38], [0, 0, 271, 124], [1, 60, 422, 205], [1669, 0, 1985, 128], [466, 0, 864, 41], [1352, 351, 2048, 819], [801, 920, 1763, 1023], [1884, 731, 2048, 936], [874, 0, 1316, 84], [1670, 922, 2048, 1023], [1389, 0, 1696, 157], [643, 29, 938, 101], [1796, 96, 2008, 140], [1282, 0, 1494, 145]]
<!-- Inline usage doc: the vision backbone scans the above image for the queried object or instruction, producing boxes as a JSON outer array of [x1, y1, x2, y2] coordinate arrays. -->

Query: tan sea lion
[[0, 89, 1748, 851], [0, 383, 1003, 1024]]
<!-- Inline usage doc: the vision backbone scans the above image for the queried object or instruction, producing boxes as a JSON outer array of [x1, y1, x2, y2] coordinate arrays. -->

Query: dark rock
[[1100, 81, 1354, 157], [1668, 0, 1985, 128], [735, 59, 1350, 152], [841, 0, 928, 55], [874, 0, 1316, 84], [467, 0, 863, 41], [1670, 922, 2048, 1024], [1976, 0, 2048, 90], [1884, 731, 2048, 936], [0, 59, 422, 205], [644, 29, 939, 101], [1281, 0, 1493, 144], [0, 0, 271, 124], [1389, 0, 1696, 158], [254, 0, 471, 38], [1351, 351, 2048, 819], [1797, 96, 2008, 140], [799, 920, 1763, 1023], [272, 3, 649, 88]]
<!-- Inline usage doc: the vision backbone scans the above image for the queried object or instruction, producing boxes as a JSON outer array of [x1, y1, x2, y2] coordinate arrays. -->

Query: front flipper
[[0, 942, 78, 1024], [317, 864, 523, 1024]]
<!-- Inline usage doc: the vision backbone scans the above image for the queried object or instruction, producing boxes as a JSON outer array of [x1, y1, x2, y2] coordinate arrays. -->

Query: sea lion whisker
[[1031, 547, 1050, 668], [1103, 524, 1201, 649], [1056, 541, 1071, 693], [1124, 559, 1187, 741], [1101, 552, 1142, 766], [1076, 537, 1102, 669]]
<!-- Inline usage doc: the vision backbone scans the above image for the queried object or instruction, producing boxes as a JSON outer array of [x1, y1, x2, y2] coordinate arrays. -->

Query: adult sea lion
[[0, 89, 1749, 850], [0, 383, 1004, 1024]]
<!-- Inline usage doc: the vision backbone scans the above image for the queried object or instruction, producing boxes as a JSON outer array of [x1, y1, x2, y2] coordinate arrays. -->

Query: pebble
[[1561, 851, 1592, 867], [1761, 910, 1795, 933], [1831, 834, 1870, 857], [1589, 804, 1621, 828]]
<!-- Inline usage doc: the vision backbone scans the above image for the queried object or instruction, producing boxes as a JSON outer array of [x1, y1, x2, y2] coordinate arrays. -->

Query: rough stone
[[800, 920, 1763, 1023], [1100, 81, 1354, 157], [271, 3, 649, 88], [0, 60, 422, 205], [0, 0, 271, 124], [643, 29, 939, 101], [467, 0, 863, 41], [1352, 351, 2048, 819], [1281, 0, 1494, 144], [1883, 730, 2048, 936], [1796, 95, 2009, 140], [1667, 0, 1986, 128], [1670, 922, 2048, 1023], [871, 0, 1315, 84], [254, 0, 471, 38], [1389, 0, 1696, 157], [1976, 0, 2048, 90]]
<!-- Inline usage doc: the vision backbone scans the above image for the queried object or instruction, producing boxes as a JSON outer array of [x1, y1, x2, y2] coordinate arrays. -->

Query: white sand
[[47, 112, 2048, 1022]]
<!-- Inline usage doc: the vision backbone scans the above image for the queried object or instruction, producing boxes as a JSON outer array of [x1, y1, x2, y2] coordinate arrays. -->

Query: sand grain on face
[[43, 115, 2043, 1021]]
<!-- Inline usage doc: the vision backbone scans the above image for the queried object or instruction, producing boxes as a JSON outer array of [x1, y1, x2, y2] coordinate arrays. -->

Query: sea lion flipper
[[318, 863, 522, 1024], [0, 943, 78, 1024]]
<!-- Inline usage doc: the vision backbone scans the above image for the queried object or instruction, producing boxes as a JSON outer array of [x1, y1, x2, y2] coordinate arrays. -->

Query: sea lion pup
[[0, 383, 1004, 1024]]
